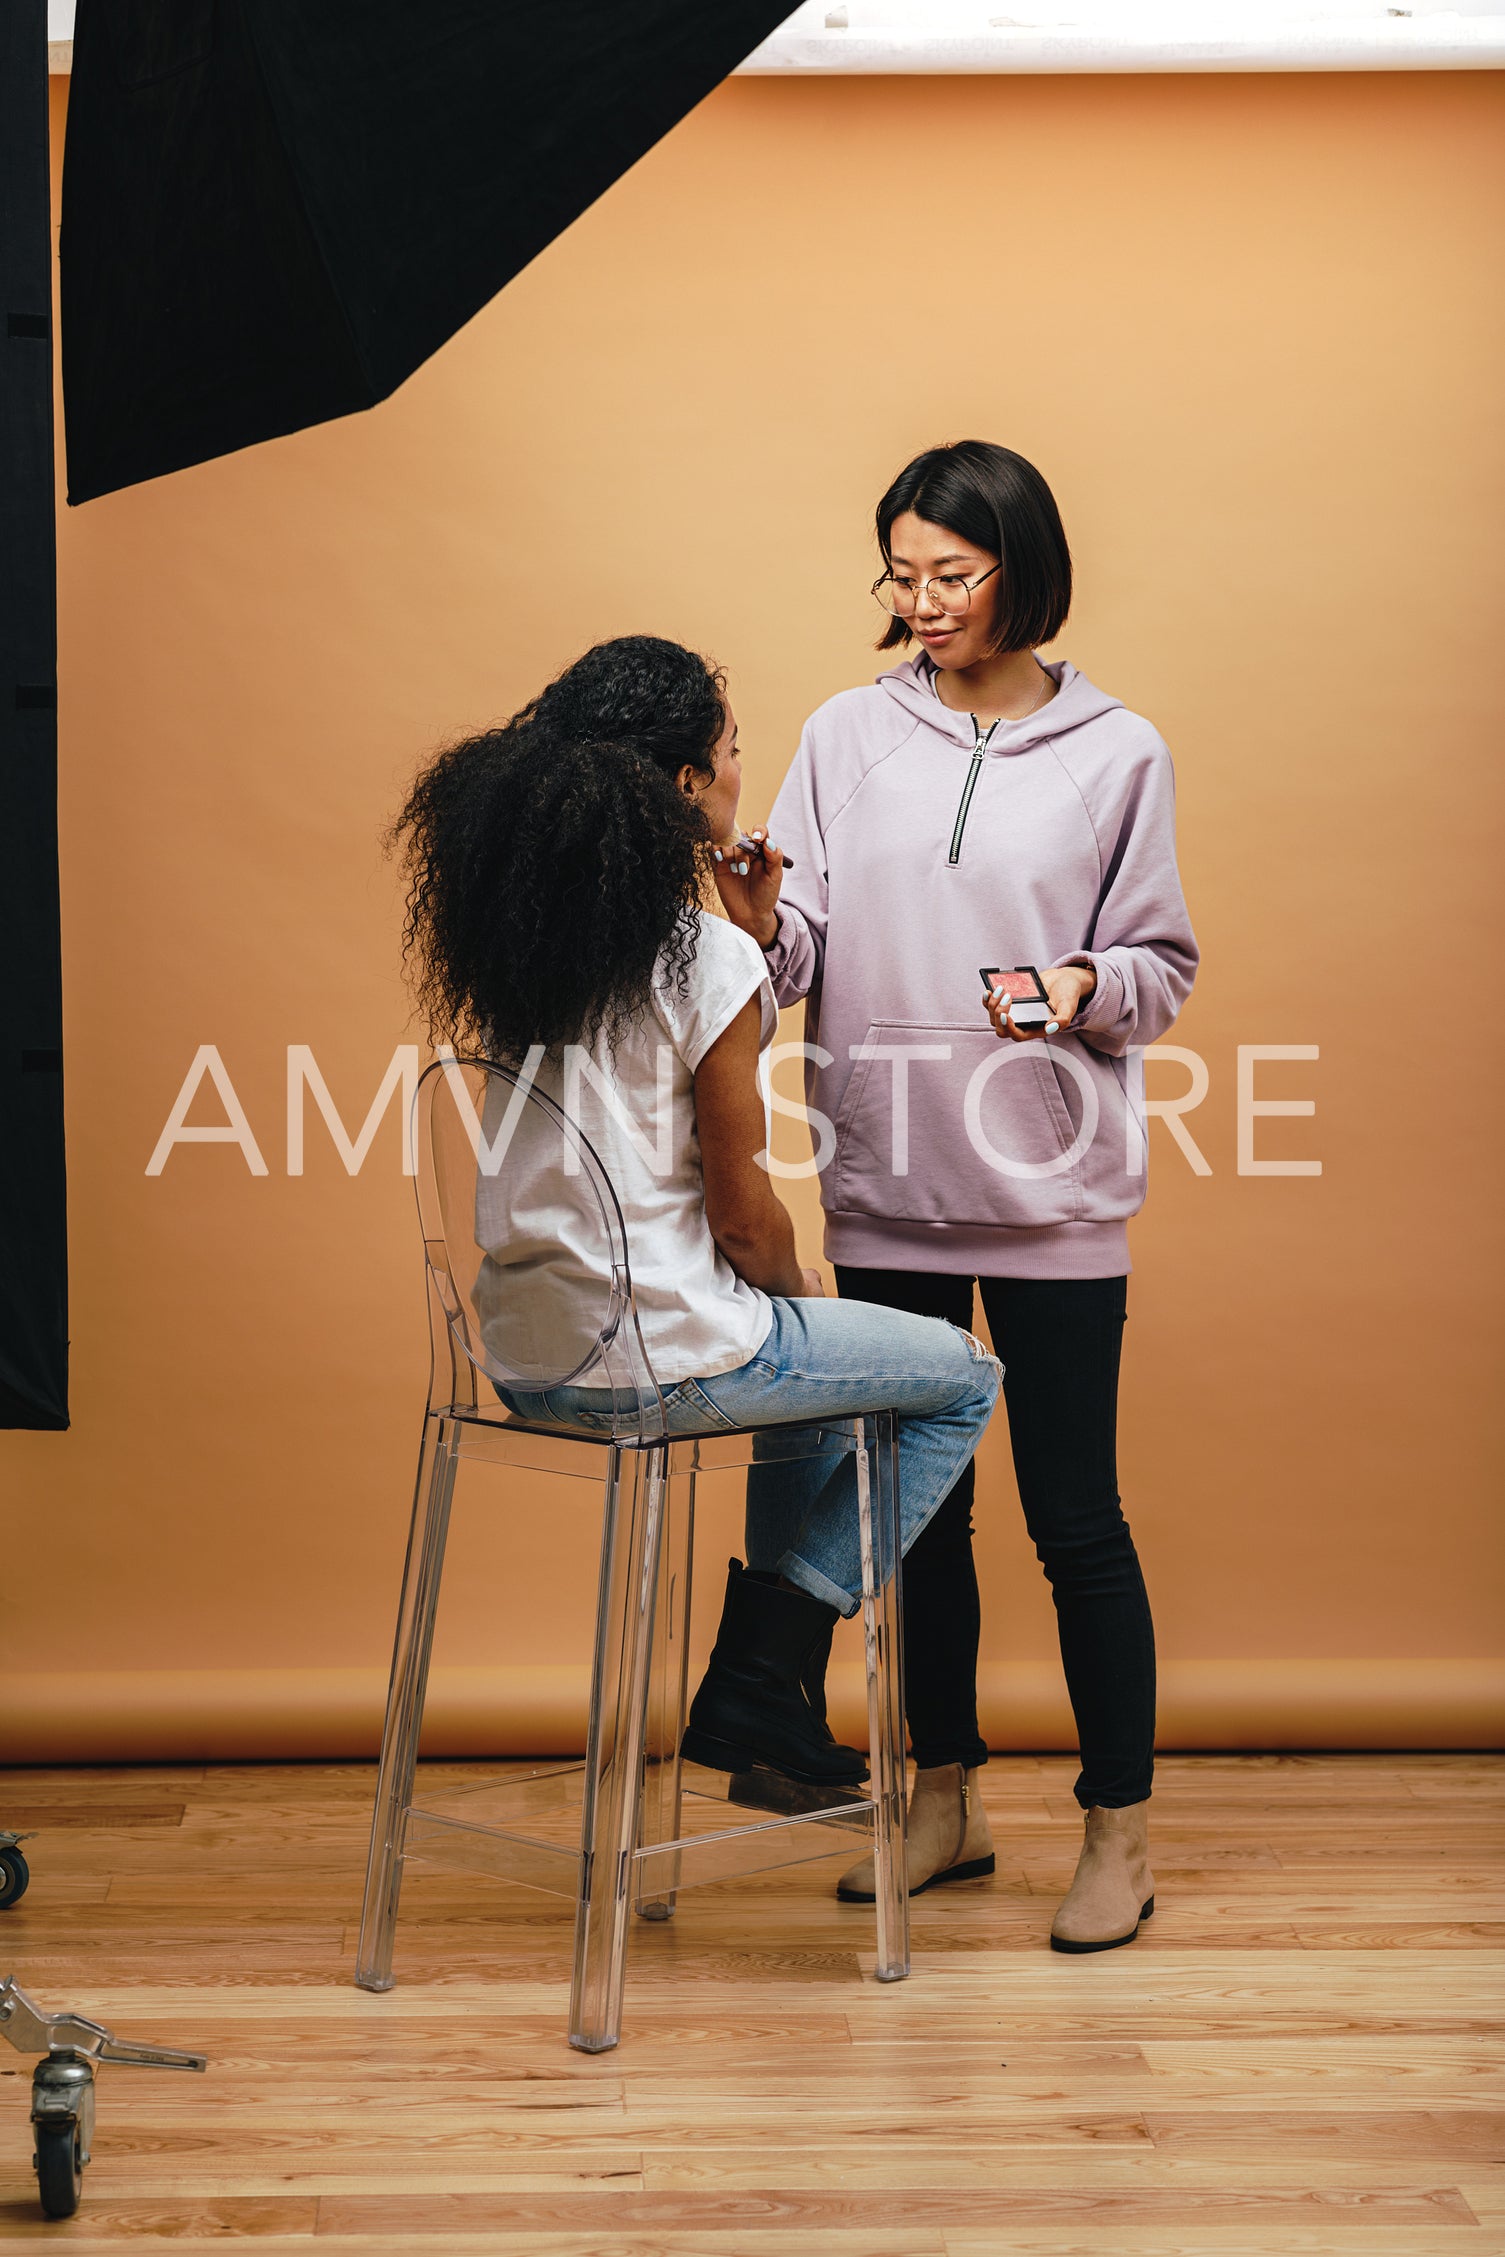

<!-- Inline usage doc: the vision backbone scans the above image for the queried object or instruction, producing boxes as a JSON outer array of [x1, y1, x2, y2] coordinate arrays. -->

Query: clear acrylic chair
[[354, 1055, 909, 2052]]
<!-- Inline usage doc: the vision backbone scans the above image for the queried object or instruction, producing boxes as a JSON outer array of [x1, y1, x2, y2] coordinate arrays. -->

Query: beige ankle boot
[[1049, 1800, 1154, 1953], [836, 1763, 994, 1903]]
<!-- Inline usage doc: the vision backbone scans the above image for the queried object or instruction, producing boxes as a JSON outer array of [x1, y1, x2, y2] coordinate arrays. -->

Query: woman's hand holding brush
[[711, 827, 789, 951]]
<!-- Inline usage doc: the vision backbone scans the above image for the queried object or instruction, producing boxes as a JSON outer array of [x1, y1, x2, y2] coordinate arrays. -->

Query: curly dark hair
[[519, 633, 727, 780], [391, 638, 727, 1060]]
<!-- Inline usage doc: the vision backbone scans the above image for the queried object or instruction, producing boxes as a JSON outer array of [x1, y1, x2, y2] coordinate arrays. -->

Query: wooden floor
[[0, 1754, 1500, 2254]]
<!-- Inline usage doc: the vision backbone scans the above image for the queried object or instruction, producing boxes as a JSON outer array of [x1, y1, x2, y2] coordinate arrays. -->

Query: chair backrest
[[414, 1054, 664, 1439]]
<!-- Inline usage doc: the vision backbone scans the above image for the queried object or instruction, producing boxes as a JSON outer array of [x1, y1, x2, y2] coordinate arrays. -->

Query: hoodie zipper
[[947, 718, 998, 866]]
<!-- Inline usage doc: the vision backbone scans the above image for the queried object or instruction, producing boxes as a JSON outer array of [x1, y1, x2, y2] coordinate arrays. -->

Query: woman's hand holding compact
[[986, 963, 1096, 1042], [711, 827, 785, 949]]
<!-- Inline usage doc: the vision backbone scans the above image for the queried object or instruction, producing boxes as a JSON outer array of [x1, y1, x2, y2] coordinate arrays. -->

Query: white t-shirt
[[472, 912, 778, 1388]]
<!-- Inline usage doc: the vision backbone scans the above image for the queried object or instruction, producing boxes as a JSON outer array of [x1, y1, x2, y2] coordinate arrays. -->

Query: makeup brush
[[714, 837, 795, 874]]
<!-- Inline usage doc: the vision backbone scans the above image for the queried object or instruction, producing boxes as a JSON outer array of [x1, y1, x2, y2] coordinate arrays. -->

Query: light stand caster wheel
[[2, 1973, 205, 2218], [31, 2054, 94, 2219], [33, 2117, 84, 2218], [0, 1846, 30, 1909]]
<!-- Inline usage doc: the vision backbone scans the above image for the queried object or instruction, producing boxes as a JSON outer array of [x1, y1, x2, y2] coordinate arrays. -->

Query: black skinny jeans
[[833, 1266, 1155, 1810]]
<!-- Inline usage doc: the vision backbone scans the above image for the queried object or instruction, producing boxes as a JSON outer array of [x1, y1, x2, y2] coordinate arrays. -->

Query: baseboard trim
[[2, 1658, 1500, 1765]]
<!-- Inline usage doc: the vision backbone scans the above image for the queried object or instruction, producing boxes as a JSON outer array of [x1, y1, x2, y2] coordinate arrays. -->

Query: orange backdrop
[[4, 67, 1502, 1761]]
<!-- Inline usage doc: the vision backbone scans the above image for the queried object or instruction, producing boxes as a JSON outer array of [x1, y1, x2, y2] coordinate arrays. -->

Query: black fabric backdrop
[[0, 0, 793, 1425], [60, 0, 798, 501], [1, 0, 67, 1430]]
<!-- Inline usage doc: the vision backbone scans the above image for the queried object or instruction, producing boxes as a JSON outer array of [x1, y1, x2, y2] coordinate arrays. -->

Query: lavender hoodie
[[760, 655, 1198, 1279]]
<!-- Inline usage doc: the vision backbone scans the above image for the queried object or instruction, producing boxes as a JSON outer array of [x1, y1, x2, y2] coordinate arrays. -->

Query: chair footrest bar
[[404, 1815, 584, 1898], [633, 1801, 875, 1897], [721, 1768, 874, 1822]]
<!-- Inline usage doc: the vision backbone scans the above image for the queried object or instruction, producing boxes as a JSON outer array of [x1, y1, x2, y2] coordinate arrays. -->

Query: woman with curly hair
[[391, 634, 1000, 1789]]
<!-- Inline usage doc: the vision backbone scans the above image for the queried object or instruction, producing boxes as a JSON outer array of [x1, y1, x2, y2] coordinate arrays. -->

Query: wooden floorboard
[[0, 1754, 1500, 2251]]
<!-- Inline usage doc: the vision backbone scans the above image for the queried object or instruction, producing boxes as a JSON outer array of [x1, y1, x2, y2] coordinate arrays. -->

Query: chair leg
[[633, 1462, 695, 1923], [569, 1444, 668, 2053], [355, 1414, 459, 1993], [859, 1410, 910, 1984]]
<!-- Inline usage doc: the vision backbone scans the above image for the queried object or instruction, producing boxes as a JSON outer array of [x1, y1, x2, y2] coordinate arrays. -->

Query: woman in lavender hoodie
[[715, 442, 1198, 1952]]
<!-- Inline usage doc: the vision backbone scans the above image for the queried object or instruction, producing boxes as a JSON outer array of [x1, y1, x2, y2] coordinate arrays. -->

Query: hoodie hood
[[878, 654, 1124, 754]]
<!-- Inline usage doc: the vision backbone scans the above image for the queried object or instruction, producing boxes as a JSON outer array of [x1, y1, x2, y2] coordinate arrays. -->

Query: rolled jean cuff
[[777, 1549, 861, 1620]]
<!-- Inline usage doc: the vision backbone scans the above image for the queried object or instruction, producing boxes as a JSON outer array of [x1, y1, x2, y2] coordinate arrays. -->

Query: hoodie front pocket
[[829, 1022, 1085, 1229]]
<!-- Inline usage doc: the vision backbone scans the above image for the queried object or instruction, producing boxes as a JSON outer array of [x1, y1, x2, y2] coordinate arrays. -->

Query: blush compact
[[980, 964, 1059, 1033]]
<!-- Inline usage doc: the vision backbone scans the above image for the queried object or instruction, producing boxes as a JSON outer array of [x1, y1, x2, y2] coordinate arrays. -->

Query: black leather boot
[[746, 1570, 836, 1738], [681, 1561, 868, 1785], [801, 1614, 834, 1732]]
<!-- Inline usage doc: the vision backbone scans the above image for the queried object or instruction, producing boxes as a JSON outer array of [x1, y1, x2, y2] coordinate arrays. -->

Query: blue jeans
[[498, 1296, 1001, 1617]]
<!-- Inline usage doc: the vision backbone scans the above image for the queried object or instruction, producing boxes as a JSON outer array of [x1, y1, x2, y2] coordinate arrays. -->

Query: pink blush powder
[[987, 970, 1041, 1001]]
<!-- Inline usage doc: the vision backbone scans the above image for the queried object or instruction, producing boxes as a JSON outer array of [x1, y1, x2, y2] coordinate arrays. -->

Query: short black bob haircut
[[875, 440, 1072, 656]]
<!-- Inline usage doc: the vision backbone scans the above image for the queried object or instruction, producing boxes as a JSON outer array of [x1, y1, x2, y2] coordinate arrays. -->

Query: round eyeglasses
[[871, 562, 1001, 619]]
